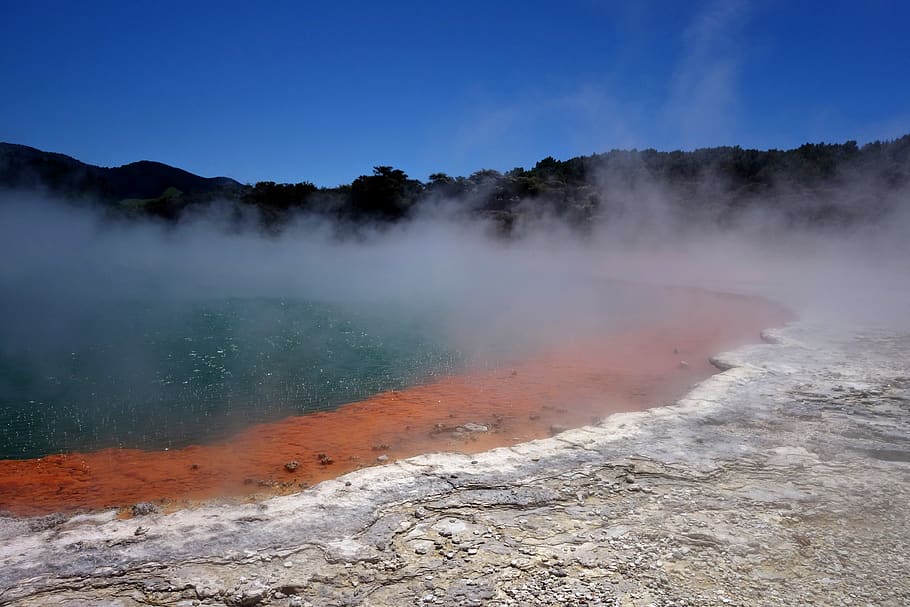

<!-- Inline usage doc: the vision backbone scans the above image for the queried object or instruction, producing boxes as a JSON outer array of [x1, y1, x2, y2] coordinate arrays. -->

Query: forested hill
[[2, 136, 909, 232], [0, 143, 243, 208]]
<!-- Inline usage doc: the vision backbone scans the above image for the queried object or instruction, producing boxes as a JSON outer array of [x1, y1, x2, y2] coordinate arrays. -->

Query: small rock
[[233, 583, 268, 607], [459, 423, 489, 433], [284, 460, 299, 472], [131, 502, 158, 517]]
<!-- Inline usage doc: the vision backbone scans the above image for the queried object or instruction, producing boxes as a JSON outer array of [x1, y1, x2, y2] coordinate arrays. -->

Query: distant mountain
[[0, 143, 243, 202]]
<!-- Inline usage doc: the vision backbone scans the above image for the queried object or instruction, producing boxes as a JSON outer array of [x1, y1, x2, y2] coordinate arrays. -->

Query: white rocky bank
[[1, 322, 908, 606]]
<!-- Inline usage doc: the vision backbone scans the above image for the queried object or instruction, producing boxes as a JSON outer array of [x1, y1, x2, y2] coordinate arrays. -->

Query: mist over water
[[1, 177, 908, 459], [0, 196, 657, 458]]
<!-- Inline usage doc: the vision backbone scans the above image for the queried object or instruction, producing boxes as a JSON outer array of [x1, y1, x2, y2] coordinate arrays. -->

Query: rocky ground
[[1, 322, 908, 606]]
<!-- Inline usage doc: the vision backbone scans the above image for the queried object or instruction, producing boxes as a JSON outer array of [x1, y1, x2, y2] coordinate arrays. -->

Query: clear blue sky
[[2, 0, 908, 186]]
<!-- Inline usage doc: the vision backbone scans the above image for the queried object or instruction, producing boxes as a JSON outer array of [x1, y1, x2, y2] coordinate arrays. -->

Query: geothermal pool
[[0, 285, 789, 516], [0, 297, 458, 459]]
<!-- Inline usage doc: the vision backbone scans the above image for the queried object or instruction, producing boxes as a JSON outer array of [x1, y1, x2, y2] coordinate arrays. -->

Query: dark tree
[[348, 166, 423, 220]]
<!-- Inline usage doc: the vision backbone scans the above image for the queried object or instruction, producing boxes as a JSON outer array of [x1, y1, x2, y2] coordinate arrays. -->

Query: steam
[[0, 195, 662, 367], [2, 168, 908, 360], [1, 160, 908, 458], [584, 163, 910, 328]]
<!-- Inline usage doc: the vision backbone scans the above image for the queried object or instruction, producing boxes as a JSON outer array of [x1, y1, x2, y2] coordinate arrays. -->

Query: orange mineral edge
[[0, 289, 791, 517]]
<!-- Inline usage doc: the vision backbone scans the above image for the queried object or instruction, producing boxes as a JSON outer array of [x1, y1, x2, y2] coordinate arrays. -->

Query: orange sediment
[[0, 289, 791, 517]]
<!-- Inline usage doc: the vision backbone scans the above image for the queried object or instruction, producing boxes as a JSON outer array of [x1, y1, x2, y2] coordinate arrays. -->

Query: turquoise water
[[0, 298, 459, 459]]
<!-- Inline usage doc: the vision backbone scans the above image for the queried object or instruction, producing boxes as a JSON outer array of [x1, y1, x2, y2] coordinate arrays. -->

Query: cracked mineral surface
[[1, 322, 908, 606]]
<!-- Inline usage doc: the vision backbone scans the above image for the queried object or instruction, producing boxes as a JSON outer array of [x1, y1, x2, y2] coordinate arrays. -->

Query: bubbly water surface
[[0, 298, 458, 458]]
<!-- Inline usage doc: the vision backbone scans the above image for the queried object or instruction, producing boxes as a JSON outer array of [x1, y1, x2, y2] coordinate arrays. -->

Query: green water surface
[[0, 298, 459, 459]]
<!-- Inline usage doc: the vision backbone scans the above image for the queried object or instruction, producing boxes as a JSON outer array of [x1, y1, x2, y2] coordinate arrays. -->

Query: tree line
[[3, 136, 908, 233]]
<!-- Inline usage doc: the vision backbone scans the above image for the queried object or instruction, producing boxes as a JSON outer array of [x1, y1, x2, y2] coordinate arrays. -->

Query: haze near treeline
[[2, 133, 909, 344]]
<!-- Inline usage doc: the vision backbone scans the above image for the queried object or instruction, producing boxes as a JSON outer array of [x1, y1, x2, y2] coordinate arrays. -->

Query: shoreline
[[0, 287, 787, 517], [1, 319, 908, 605]]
